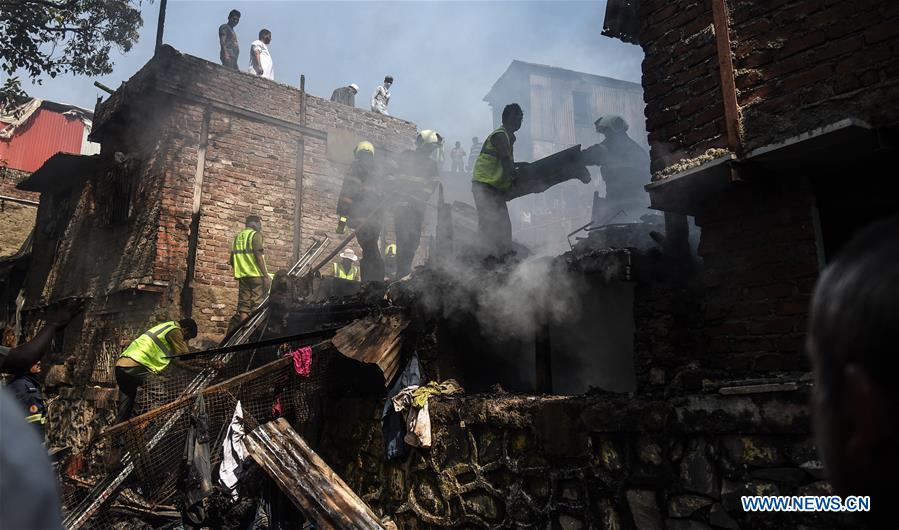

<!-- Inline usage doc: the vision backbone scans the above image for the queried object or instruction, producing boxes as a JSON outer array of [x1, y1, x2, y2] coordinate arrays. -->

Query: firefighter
[[113, 319, 198, 425], [331, 249, 361, 281], [336, 141, 384, 281], [228, 215, 270, 333], [388, 130, 443, 278]]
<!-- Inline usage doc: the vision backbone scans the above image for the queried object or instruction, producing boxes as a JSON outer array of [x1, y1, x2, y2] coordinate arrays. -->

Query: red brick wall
[[696, 179, 819, 372], [733, 0, 899, 151], [96, 48, 418, 336], [638, 0, 899, 172], [638, 0, 727, 173]]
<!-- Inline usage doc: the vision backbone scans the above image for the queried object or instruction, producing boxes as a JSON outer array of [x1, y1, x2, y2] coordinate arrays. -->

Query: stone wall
[[318, 384, 852, 529]]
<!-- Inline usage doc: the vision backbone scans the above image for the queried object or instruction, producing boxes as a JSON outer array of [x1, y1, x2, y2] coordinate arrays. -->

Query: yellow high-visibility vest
[[232, 228, 262, 278], [120, 321, 179, 373], [332, 262, 360, 281], [473, 127, 514, 191], [384, 243, 396, 256]]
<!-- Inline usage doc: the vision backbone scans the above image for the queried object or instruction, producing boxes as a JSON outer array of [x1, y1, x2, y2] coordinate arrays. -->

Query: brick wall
[[637, 0, 899, 173], [91, 46, 418, 337], [733, 0, 899, 151], [638, 0, 726, 173], [695, 178, 818, 373]]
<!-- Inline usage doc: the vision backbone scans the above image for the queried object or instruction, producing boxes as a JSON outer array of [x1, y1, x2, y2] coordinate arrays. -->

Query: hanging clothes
[[219, 401, 248, 499], [391, 379, 463, 450], [382, 354, 421, 460]]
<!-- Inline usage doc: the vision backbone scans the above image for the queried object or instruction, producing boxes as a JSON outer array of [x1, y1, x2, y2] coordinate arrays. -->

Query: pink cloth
[[285, 346, 312, 376]]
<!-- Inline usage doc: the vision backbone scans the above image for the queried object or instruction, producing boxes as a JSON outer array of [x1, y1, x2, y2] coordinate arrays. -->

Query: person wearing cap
[[228, 215, 271, 333], [336, 141, 385, 281], [386, 129, 442, 278], [331, 249, 361, 281], [330, 83, 359, 107]]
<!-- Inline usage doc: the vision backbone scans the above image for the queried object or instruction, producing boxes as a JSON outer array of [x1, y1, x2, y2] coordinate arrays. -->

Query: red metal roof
[[0, 108, 87, 173]]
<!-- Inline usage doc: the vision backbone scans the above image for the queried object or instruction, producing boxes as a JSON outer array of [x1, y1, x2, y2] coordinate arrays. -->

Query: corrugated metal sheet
[[0, 108, 87, 173], [530, 74, 555, 142]]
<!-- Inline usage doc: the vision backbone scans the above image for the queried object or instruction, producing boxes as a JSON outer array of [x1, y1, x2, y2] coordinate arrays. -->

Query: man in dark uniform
[[7, 361, 47, 440], [337, 141, 385, 281], [581, 115, 651, 219], [387, 130, 443, 278]]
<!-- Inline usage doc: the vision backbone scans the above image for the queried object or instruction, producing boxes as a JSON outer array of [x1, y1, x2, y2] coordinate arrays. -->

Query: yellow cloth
[[411, 379, 463, 409]]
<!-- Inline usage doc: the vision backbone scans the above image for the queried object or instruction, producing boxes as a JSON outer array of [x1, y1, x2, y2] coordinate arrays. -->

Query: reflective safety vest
[[120, 321, 180, 373], [384, 243, 396, 257], [332, 262, 360, 281], [232, 228, 263, 278], [473, 127, 514, 191]]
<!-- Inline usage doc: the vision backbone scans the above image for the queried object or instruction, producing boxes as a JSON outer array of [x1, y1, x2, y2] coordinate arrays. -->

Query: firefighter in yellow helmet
[[386, 129, 442, 278], [336, 141, 385, 281]]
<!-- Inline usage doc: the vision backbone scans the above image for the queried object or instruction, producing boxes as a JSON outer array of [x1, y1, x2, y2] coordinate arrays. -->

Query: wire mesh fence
[[60, 336, 340, 529]]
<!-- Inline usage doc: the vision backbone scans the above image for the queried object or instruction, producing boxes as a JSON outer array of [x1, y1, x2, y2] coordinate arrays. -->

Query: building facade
[[12, 46, 418, 449]]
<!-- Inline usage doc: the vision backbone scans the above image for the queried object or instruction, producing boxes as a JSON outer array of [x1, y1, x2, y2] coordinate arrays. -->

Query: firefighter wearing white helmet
[[385, 129, 443, 278], [336, 140, 385, 281], [581, 114, 650, 218]]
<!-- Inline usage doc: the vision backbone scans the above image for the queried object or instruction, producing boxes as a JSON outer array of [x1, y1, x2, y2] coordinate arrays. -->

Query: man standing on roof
[[337, 141, 385, 281], [472, 103, 526, 254], [218, 9, 241, 69], [248, 29, 274, 80], [229, 215, 270, 333], [330, 83, 359, 107], [371, 76, 393, 115], [113, 319, 198, 424], [387, 129, 443, 278], [331, 249, 361, 281]]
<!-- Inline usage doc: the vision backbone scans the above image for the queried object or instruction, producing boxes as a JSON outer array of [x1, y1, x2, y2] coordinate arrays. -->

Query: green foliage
[[0, 0, 145, 107]]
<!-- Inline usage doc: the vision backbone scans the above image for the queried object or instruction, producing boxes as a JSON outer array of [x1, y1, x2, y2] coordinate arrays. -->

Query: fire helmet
[[354, 141, 374, 155]]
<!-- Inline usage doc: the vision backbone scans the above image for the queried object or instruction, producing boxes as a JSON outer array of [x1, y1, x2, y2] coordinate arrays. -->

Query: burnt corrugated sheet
[[603, 0, 641, 45]]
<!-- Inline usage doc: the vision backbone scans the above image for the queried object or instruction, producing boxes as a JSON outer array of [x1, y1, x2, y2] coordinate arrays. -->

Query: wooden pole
[[155, 0, 168, 54]]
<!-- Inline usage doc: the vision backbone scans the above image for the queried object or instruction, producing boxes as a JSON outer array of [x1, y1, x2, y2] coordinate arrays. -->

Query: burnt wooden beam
[[711, 0, 744, 160], [245, 418, 386, 530]]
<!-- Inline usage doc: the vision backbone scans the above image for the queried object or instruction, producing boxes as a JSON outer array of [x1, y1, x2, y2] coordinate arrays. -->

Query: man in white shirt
[[371, 75, 393, 115], [248, 29, 274, 80]]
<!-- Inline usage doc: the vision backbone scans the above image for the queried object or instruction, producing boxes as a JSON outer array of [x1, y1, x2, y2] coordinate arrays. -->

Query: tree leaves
[[0, 0, 145, 106]]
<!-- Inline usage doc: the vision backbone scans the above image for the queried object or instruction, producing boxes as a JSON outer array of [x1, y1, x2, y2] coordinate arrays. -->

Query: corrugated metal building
[[0, 99, 99, 174], [483, 60, 647, 254]]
